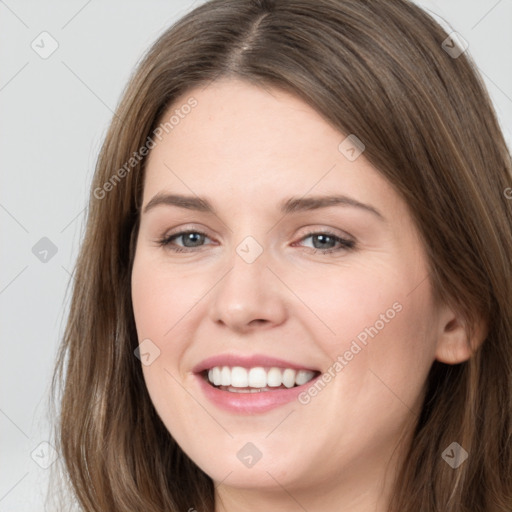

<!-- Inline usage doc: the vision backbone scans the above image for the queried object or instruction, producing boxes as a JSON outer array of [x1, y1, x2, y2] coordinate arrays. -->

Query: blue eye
[[298, 232, 355, 254], [158, 231, 211, 252], [157, 230, 355, 255]]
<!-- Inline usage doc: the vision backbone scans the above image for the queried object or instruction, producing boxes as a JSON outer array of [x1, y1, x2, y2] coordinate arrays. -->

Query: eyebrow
[[142, 192, 385, 220]]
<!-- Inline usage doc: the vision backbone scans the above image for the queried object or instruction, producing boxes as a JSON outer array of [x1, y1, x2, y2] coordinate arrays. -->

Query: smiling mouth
[[202, 366, 321, 393]]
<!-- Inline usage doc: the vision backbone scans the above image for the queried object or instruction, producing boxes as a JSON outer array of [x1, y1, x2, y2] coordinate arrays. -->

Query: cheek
[[281, 257, 413, 350], [130, 251, 202, 411], [131, 253, 209, 446], [131, 251, 208, 343], [296, 258, 437, 408], [364, 285, 437, 407]]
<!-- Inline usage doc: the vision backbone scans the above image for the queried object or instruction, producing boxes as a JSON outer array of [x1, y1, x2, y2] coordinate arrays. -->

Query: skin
[[131, 77, 475, 512]]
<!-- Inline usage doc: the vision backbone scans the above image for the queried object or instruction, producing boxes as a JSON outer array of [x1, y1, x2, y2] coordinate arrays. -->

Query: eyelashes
[[158, 231, 211, 252], [156, 230, 356, 255]]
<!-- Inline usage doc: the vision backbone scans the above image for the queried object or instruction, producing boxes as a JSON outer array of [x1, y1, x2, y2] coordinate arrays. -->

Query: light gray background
[[1, 1, 511, 510]]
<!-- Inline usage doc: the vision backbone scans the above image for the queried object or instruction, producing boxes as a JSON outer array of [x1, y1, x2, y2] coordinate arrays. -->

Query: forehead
[[142, 78, 398, 215], [150, 78, 339, 160]]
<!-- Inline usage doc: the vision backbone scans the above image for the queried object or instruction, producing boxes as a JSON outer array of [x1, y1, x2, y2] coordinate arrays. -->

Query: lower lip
[[195, 373, 320, 414]]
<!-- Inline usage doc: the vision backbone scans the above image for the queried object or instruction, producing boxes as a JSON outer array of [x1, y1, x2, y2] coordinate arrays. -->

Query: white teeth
[[231, 366, 249, 387], [267, 367, 283, 387], [248, 367, 267, 387], [282, 368, 296, 388], [205, 366, 317, 389], [296, 369, 315, 386], [220, 366, 231, 386]]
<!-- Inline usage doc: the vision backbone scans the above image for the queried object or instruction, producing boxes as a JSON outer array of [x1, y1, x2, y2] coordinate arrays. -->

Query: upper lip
[[192, 354, 320, 374]]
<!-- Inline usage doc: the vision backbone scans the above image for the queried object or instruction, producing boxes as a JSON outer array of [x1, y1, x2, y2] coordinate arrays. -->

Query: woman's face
[[131, 78, 448, 503]]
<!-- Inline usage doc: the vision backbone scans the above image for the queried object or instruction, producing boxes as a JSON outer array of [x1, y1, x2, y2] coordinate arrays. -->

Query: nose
[[208, 242, 288, 333]]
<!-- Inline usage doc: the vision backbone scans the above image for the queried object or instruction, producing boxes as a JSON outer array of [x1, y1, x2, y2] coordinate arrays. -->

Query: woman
[[50, 0, 512, 510]]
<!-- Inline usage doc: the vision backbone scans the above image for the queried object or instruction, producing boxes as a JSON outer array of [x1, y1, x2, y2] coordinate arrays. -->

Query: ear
[[434, 303, 488, 364]]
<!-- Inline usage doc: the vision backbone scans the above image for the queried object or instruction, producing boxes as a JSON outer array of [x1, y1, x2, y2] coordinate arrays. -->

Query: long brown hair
[[49, 0, 512, 510]]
